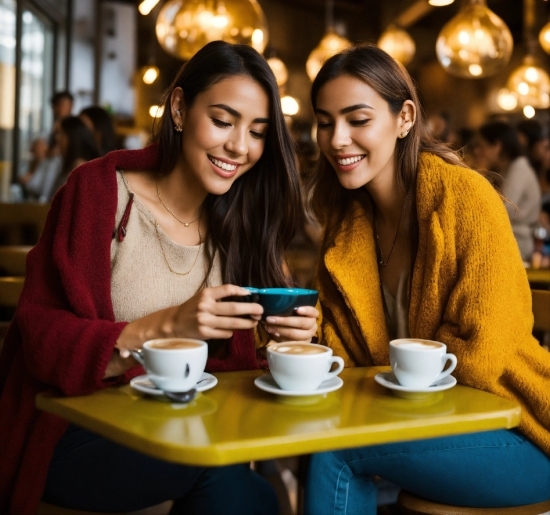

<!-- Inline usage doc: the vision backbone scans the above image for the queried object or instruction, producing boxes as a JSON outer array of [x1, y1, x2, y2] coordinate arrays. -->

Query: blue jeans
[[43, 425, 278, 514], [305, 429, 550, 515]]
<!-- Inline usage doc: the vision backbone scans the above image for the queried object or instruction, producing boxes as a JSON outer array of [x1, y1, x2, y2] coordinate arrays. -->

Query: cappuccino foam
[[149, 340, 203, 350], [393, 340, 442, 350], [272, 344, 327, 355]]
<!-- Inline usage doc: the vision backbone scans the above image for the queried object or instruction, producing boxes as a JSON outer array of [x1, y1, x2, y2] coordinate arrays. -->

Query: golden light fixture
[[139, 0, 160, 15], [149, 105, 164, 118], [429, 0, 454, 5], [539, 21, 550, 54], [435, 0, 513, 79], [267, 57, 288, 86], [142, 65, 159, 84], [306, 0, 351, 81], [523, 105, 536, 118], [156, 0, 268, 61], [306, 31, 351, 81], [496, 88, 518, 111], [507, 56, 550, 109], [377, 25, 416, 66], [281, 95, 299, 116]]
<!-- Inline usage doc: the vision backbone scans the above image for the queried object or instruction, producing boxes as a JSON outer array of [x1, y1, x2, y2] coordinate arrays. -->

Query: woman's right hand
[[115, 285, 263, 359], [170, 284, 263, 340]]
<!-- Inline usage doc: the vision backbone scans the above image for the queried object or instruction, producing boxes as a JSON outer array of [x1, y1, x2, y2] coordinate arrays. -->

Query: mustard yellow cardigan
[[317, 152, 550, 455]]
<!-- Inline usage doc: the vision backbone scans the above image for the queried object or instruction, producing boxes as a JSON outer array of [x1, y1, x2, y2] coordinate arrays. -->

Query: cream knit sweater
[[110, 172, 222, 323]]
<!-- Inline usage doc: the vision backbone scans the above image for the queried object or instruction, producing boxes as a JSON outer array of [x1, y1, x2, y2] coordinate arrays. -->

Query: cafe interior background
[[0, 0, 549, 282]]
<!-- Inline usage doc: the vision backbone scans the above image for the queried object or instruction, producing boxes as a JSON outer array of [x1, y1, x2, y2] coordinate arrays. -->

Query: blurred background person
[[49, 116, 100, 198], [516, 119, 550, 179], [79, 105, 117, 156], [48, 91, 74, 147], [18, 137, 48, 190], [473, 120, 541, 264], [427, 110, 452, 144]]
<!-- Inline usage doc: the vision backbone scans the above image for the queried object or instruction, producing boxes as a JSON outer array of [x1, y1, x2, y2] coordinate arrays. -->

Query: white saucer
[[130, 373, 218, 397], [374, 371, 456, 399], [254, 373, 343, 397]]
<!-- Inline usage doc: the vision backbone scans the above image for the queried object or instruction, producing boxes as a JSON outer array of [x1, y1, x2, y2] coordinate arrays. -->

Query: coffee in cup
[[132, 338, 208, 392], [389, 338, 457, 389], [267, 342, 344, 392]]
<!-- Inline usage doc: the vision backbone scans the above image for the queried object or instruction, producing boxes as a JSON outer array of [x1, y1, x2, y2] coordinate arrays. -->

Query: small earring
[[399, 130, 409, 138], [174, 123, 183, 133]]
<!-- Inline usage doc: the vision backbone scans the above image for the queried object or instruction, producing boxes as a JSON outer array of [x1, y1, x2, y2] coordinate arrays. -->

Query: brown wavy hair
[[152, 41, 302, 288], [308, 43, 465, 251]]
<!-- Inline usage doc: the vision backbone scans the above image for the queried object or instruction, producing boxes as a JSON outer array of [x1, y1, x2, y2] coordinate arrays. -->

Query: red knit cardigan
[[0, 146, 259, 515]]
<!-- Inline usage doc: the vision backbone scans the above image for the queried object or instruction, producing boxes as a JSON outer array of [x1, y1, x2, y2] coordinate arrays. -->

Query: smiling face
[[315, 75, 413, 193], [172, 75, 270, 196]]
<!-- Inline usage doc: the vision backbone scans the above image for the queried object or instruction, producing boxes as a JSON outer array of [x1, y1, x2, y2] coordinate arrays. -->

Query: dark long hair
[[59, 116, 100, 175], [79, 106, 117, 155], [152, 41, 302, 288], [308, 43, 464, 250]]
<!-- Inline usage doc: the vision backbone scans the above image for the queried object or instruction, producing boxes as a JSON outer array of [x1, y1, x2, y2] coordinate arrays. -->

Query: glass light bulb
[[523, 105, 536, 118], [306, 31, 351, 81], [497, 88, 517, 111], [156, 0, 268, 60], [435, 1, 513, 78], [539, 21, 550, 54], [507, 57, 550, 109], [281, 95, 299, 116], [149, 105, 164, 118], [377, 25, 416, 66], [429, 0, 454, 6], [267, 57, 288, 86], [142, 66, 159, 84]]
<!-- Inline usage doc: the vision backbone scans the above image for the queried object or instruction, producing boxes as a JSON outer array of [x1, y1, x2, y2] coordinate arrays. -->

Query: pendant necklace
[[374, 191, 410, 268], [156, 179, 200, 227]]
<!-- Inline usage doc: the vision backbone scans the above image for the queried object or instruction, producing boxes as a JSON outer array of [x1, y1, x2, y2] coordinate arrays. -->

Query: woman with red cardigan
[[0, 41, 317, 515]]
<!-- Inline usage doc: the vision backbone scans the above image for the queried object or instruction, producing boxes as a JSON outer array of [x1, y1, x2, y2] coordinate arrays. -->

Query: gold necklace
[[154, 220, 203, 276], [374, 191, 410, 268], [156, 180, 200, 227]]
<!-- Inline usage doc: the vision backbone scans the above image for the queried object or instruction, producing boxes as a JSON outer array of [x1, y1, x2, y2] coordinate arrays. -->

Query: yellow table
[[36, 367, 521, 467], [527, 268, 550, 287]]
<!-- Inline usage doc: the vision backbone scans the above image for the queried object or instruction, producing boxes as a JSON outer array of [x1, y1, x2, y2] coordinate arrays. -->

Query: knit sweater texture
[[318, 152, 550, 455], [0, 145, 258, 515]]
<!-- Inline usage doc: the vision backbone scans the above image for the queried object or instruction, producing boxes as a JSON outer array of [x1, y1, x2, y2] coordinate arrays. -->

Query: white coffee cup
[[131, 338, 208, 392], [389, 338, 457, 388], [266, 342, 345, 392]]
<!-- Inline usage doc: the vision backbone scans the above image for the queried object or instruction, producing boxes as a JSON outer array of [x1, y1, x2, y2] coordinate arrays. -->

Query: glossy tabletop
[[36, 367, 521, 466]]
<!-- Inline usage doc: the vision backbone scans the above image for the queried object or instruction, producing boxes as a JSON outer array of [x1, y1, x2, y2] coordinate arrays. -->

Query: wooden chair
[[0, 245, 32, 276], [397, 490, 550, 514], [532, 289, 550, 333], [0, 202, 49, 245], [397, 292, 550, 514], [0, 276, 24, 309]]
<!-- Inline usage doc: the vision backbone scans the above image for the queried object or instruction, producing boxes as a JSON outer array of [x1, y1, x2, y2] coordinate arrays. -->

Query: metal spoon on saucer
[[163, 388, 197, 403]]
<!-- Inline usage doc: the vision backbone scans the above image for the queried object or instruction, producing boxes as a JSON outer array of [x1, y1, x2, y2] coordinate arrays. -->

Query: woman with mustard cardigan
[[304, 44, 550, 514]]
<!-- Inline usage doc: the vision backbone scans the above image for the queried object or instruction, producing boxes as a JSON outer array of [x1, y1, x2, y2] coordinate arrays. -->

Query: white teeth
[[210, 157, 237, 171], [336, 155, 365, 166]]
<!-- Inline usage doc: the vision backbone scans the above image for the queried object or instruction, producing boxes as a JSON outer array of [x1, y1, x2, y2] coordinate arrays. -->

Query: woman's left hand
[[262, 306, 319, 343]]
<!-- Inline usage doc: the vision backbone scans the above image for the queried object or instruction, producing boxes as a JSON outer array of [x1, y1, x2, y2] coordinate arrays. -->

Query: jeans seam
[[335, 463, 349, 515]]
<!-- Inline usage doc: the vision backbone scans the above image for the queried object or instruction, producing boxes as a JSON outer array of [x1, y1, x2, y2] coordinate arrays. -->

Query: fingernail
[[120, 349, 130, 358], [266, 317, 276, 323]]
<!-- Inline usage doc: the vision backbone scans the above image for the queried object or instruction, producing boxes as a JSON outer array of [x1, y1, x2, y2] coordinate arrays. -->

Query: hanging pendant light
[[156, 0, 268, 61], [267, 56, 289, 86], [506, 0, 550, 109], [507, 56, 550, 109], [435, 0, 513, 78], [539, 21, 550, 54], [377, 25, 416, 66], [306, 0, 351, 81]]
